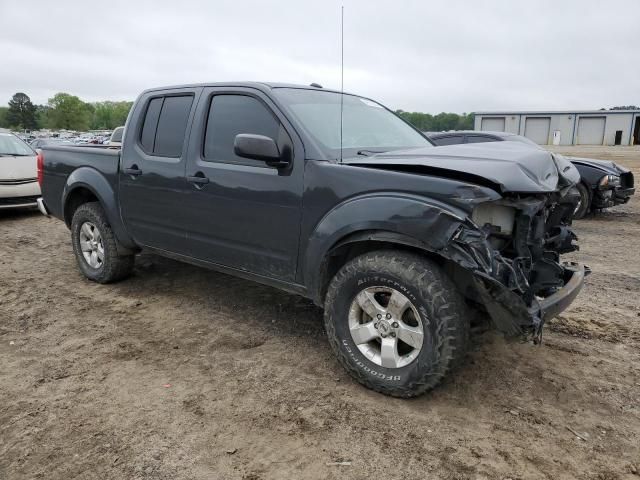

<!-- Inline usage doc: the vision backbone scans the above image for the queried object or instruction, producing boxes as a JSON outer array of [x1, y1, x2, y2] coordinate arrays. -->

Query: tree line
[[0, 92, 133, 131], [0, 91, 478, 134], [396, 110, 474, 132]]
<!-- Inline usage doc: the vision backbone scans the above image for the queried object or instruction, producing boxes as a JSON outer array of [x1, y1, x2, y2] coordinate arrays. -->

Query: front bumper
[[0, 195, 39, 209], [613, 187, 635, 205], [528, 262, 587, 321], [0, 181, 41, 209], [593, 187, 635, 208]]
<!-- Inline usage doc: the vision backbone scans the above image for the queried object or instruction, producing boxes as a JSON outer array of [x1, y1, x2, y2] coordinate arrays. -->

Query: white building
[[474, 110, 640, 146]]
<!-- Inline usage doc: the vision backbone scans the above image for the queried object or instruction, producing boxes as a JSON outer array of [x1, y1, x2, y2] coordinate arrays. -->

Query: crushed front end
[[593, 168, 635, 209], [441, 186, 588, 340]]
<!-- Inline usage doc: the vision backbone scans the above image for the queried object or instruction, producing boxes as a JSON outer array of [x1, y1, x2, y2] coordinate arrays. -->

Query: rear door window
[[140, 98, 163, 153], [139, 95, 194, 157]]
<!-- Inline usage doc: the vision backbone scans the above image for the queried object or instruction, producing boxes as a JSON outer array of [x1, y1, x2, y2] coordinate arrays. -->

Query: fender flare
[[63, 167, 137, 251], [303, 193, 469, 302]]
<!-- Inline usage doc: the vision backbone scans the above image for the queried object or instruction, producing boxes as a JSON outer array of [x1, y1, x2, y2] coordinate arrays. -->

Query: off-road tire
[[324, 250, 470, 398], [573, 182, 591, 220], [71, 202, 134, 283]]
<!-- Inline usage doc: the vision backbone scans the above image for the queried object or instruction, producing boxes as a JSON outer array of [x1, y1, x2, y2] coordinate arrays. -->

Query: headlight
[[472, 203, 516, 236], [599, 174, 620, 189]]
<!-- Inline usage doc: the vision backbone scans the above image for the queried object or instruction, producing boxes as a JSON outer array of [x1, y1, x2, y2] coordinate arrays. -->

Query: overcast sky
[[1, 0, 638, 113]]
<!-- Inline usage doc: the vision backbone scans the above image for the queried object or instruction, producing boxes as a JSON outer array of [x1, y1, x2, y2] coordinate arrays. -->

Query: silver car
[[0, 131, 41, 209]]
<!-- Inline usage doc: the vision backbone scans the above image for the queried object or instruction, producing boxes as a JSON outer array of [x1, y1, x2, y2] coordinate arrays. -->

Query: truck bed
[[40, 145, 121, 221]]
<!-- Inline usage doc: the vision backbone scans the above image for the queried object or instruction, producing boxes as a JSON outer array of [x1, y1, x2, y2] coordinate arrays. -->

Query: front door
[[119, 89, 200, 255], [182, 88, 304, 282]]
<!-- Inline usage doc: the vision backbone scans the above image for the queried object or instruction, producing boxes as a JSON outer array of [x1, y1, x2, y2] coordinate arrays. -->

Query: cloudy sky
[[1, 0, 638, 113]]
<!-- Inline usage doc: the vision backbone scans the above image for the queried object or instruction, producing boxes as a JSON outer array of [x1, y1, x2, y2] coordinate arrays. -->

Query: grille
[[0, 195, 39, 206], [620, 172, 634, 189]]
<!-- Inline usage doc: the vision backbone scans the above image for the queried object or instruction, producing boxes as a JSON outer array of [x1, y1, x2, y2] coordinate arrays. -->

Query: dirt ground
[[1, 146, 639, 480]]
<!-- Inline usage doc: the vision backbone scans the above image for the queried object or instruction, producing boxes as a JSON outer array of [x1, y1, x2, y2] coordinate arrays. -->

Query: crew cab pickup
[[38, 82, 587, 397]]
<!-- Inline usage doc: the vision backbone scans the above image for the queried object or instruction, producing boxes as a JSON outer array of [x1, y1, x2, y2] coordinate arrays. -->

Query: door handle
[[124, 166, 142, 176], [187, 174, 210, 185]]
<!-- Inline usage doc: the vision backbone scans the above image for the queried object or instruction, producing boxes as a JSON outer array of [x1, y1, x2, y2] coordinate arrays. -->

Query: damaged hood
[[567, 156, 629, 175], [344, 142, 563, 193]]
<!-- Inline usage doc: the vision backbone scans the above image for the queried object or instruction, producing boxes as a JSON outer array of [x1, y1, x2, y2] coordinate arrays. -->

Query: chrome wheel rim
[[79, 221, 104, 269], [574, 187, 587, 215], [574, 197, 582, 215], [348, 286, 424, 369]]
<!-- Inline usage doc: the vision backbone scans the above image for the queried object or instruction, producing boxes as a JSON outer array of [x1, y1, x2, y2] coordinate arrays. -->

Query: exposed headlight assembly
[[472, 203, 516, 236]]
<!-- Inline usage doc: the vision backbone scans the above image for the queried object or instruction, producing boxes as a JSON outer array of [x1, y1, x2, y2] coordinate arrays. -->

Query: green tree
[[47, 93, 92, 130], [0, 107, 9, 128], [90, 101, 133, 129], [396, 110, 474, 132], [35, 105, 52, 129], [6, 92, 38, 130]]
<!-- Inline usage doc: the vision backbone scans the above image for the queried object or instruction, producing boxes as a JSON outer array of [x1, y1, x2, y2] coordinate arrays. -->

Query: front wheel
[[324, 250, 470, 398], [71, 202, 134, 283]]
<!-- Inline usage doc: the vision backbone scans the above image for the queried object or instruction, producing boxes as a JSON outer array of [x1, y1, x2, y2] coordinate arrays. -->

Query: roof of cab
[[140, 82, 348, 96]]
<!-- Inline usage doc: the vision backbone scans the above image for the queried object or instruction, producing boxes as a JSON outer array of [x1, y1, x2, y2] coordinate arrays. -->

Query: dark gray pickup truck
[[38, 82, 587, 397]]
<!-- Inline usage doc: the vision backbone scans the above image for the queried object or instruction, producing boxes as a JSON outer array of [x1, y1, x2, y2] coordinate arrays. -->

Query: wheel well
[[64, 187, 99, 226], [317, 239, 488, 326], [318, 240, 444, 305]]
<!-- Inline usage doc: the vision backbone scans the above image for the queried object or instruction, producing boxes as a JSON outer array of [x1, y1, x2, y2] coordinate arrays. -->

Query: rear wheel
[[71, 202, 134, 283], [324, 250, 470, 397], [573, 183, 591, 220]]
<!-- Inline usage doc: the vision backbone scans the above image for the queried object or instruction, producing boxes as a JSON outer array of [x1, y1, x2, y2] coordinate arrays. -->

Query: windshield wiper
[[0, 153, 31, 157]]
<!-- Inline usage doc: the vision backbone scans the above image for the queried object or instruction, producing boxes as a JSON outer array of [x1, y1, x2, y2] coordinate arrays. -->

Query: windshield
[[273, 88, 431, 158], [0, 133, 36, 156]]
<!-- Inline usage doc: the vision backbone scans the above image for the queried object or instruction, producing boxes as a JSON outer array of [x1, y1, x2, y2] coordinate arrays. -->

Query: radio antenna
[[339, 5, 344, 164]]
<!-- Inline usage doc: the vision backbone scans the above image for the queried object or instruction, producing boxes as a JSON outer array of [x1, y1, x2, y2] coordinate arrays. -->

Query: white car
[[0, 131, 41, 209]]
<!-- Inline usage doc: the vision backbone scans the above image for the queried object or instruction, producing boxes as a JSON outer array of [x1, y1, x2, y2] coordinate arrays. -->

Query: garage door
[[524, 117, 551, 145], [577, 117, 605, 145], [481, 117, 505, 132]]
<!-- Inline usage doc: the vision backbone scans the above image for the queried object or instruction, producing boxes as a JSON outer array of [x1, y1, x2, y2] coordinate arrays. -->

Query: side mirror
[[233, 134, 289, 168]]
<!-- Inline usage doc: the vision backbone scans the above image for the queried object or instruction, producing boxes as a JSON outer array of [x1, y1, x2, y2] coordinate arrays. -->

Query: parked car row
[[425, 130, 635, 219], [0, 130, 40, 209]]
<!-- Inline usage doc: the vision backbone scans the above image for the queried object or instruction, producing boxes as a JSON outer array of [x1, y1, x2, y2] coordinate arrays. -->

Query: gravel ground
[[1, 146, 639, 479]]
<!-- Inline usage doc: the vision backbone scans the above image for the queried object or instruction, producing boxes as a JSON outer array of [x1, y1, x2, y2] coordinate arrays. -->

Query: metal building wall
[[475, 111, 639, 146]]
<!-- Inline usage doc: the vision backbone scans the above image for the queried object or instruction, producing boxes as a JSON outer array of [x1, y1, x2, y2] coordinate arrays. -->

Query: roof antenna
[[339, 5, 344, 164]]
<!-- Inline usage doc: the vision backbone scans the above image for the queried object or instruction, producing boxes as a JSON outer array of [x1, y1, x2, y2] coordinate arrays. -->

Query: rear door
[[119, 88, 200, 254], [181, 87, 304, 282]]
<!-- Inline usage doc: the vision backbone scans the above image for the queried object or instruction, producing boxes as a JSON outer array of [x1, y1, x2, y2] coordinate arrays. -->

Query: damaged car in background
[[425, 130, 635, 219], [38, 83, 587, 397]]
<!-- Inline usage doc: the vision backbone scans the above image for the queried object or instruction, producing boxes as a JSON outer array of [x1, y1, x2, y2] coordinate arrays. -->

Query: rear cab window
[[432, 135, 464, 146], [465, 135, 498, 144]]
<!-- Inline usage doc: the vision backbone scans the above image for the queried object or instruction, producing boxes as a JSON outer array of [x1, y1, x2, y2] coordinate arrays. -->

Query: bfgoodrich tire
[[324, 250, 470, 398], [71, 202, 134, 283]]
